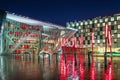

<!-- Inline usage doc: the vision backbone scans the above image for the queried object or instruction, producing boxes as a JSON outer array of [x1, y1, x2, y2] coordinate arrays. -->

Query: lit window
[[102, 23, 105, 26], [105, 18, 108, 22], [78, 26, 81, 29], [85, 21, 88, 25], [103, 31, 105, 34], [97, 23, 100, 27], [76, 22, 79, 26], [94, 20, 97, 23], [103, 40, 105, 43], [108, 22, 111, 25], [99, 19, 103, 23], [114, 21, 117, 25], [71, 23, 75, 27], [89, 21, 92, 24], [114, 30, 117, 33], [97, 40, 100, 43], [117, 16, 120, 20], [118, 34, 120, 38], [111, 17, 114, 21], [118, 25, 120, 29], [80, 22, 83, 25], [114, 39, 117, 42], [88, 33, 90, 35]]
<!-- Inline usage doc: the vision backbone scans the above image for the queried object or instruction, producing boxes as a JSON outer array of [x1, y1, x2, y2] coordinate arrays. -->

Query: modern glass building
[[0, 10, 76, 55], [67, 14, 120, 53]]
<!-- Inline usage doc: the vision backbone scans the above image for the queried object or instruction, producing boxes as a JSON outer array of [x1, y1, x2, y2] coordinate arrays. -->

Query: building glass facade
[[0, 10, 76, 55]]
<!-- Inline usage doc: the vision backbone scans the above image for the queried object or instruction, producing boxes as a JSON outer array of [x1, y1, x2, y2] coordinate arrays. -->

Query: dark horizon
[[0, 0, 120, 26]]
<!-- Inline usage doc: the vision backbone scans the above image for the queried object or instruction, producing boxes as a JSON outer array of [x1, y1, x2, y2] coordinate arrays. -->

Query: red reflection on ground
[[59, 54, 85, 80], [59, 54, 67, 80], [79, 63, 84, 80], [104, 62, 114, 80], [90, 61, 96, 80]]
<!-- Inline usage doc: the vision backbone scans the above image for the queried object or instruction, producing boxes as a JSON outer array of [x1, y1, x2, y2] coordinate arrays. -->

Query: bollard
[[88, 52, 91, 67], [104, 52, 107, 70], [74, 53, 77, 66], [43, 53, 44, 64], [64, 54, 66, 64], [48, 54, 51, 65], [56, 53, 58, 64]]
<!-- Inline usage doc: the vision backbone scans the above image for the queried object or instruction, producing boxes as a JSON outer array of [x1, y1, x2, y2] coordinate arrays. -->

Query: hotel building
[[67, 14, 120, 53]]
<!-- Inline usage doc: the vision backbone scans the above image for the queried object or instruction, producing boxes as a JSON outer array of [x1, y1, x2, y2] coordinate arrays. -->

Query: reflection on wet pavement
[[0, 54, 120, 80]]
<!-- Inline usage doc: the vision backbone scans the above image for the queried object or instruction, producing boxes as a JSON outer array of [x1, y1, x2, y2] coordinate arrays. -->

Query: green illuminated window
[[108, 22, 111, 25], [102, 23, 105, 26], [80, 22, 83, 25], [111, 17, 114, 21], [94, 20, 97, 23], [97, 23, 100, 27], [117, 16, 120, 20], [76, 22, 79, 26], [89, 21, 92, 24], [78, 26, 81, 29], [85, 21, 88, 25], [105, 18, 108, 22], [118, 25, 120, 29], [114, 21, 117, 25], [118, 34, 120, 38], [99, 19, 103, 23]]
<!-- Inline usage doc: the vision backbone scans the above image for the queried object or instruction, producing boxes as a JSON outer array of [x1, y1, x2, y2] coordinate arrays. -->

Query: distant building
[[0, 10, 76, 54], [67, 14, 120, 53]]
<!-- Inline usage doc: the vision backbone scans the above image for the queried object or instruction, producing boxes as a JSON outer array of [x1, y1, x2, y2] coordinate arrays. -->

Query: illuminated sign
[[60, 36, 84, 48]]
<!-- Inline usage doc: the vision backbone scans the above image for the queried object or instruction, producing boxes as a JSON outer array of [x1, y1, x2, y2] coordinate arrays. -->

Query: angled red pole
[[108, 26, 112, 63], [92, 28, 94, 62], [104, 24, 109, 69]]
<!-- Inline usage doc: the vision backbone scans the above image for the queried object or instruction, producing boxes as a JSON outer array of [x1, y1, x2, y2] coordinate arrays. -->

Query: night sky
[[0, 0, 120, 26]]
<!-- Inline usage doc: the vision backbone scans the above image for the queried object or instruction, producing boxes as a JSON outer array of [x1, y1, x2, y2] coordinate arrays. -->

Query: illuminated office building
[[0, 10, 76, 54], [67, 14, 120, 53]]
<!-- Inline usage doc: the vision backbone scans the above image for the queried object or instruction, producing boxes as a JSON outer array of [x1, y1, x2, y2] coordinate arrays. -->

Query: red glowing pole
[[92, 28, 94, 61], [108, 26, 112, 63], [104, 24, 108, 69]]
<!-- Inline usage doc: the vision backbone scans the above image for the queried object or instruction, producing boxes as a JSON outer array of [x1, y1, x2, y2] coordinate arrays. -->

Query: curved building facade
[[0, 10, 76, 55]]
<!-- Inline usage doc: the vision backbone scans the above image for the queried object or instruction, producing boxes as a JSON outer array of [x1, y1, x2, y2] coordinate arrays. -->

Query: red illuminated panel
[[31, 33, 39, 37], [21, 24, 28, 29], [24, 32, 30, 36], [15, 32, 22, 36], [23, 45, 30, 49], [13, 50, 22, 54], [32, 26, 36, 29]]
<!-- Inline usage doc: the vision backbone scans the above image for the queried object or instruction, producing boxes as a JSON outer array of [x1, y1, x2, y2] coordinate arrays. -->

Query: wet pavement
[[0, 54, 120, 80]]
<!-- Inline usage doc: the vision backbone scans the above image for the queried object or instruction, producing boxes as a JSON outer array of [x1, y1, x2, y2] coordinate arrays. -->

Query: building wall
[[67, 14, 120, 52]]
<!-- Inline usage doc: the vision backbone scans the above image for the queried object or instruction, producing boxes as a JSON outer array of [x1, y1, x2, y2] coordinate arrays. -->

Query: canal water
[[0, 54, 120, 80]]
